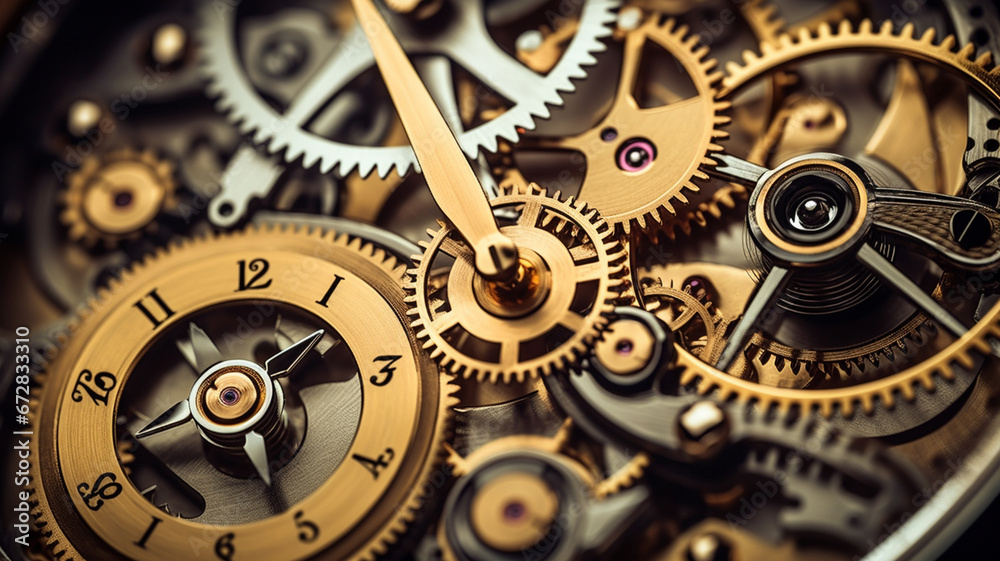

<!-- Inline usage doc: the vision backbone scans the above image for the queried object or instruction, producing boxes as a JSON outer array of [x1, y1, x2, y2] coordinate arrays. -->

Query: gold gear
[[652, 1, 870, 242], [498, 2, 784, 241], [30, 225, 455, 561], [640, 274, 733, 366], [718, 19, 1000, 97], [60, 148, 178, 248], [406, 185, 628, 383], [518, 14, 730, 234], [672, 22, 1000, 418], [744, 314, 935, 378]]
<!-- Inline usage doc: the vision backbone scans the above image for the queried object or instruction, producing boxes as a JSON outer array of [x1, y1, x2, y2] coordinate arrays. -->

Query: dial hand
[[243, 431, 272, 486], [135, 400, 192, 439], [188, 322, 222, 372], [350, 0, 518, 280], [265, 329, 324, 379]]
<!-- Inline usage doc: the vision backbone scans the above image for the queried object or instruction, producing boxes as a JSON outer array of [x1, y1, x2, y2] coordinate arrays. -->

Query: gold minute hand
[[350, 0, 519, 280]]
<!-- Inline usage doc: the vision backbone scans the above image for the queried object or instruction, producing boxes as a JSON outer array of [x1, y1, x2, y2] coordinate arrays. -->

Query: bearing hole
[[615, 339, 634, 355], [114, 191, 133, 207], [616, 138, 656, 173]]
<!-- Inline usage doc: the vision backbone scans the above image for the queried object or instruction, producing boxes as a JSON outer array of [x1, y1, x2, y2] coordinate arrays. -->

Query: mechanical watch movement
[[1, 0, 1000, 560]]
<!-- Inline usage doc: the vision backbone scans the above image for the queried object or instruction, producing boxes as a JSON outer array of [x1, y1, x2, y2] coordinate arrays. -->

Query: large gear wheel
[[59, 148, 177, 248], [672, 20, 1000, 420], [197, 0, 619, 179], [406, 185, 628, 383], [29, 225, 454, 561]]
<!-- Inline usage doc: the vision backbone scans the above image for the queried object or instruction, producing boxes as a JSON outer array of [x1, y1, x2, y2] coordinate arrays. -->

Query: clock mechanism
[[2, 1, 1000, 560]]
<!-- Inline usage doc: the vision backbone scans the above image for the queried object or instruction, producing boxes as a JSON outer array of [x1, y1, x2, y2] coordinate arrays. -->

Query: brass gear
[[718, 19, 1000, 97], [406, 185, 628, 384], [511, 13, 731, 234], [59, 148, 178, 248], [672, 21, 1000, 418], [30, 225, 455, 561]]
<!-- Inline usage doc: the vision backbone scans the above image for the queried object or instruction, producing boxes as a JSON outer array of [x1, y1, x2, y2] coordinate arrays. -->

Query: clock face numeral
[[294, 511, 319, 543], [134, 517, 162, 549], [370, 355, 401, 386], [315, 274, 345, 307], [134, 289, 175, 329], [236, 258, 273, 291], [76, 472, 122, 511], [215, 532, 235, 561], [352, 447, 395, 480], [70, 369, 117, 406]]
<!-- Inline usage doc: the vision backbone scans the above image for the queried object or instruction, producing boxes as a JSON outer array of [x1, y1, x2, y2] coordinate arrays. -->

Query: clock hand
[[350, 0, 519, 280]]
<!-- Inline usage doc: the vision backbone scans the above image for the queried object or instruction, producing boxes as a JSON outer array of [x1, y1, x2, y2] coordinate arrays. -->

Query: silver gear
[[197, 0, 619, 179]]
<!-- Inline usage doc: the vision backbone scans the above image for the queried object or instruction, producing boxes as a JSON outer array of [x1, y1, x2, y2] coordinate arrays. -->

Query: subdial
[[30, 226, 452, 561]]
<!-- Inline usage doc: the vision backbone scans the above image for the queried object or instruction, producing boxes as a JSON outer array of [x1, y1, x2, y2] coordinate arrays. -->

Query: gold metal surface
[[30, 226, 455, 561], [470, 473, 559, 552], [473, 250, 552, 319], [200, 368, 263, 424], [532, 15, 730, 233], [594, 318, 656, 375]]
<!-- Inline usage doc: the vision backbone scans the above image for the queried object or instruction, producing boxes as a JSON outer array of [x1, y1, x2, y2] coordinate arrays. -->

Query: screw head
[[950, 209, 993, 249], [679, 401, 727, 442]]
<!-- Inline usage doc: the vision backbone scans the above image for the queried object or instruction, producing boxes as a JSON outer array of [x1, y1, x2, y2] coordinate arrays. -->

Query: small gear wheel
[[406, 185, 628, 383], [60, 148, 177, 248]]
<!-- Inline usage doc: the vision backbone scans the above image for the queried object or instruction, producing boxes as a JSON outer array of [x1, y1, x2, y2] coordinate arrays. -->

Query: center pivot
[[474, 248, 552, 319], [197, 364, 266, 425], [749, 155, 873, 266]]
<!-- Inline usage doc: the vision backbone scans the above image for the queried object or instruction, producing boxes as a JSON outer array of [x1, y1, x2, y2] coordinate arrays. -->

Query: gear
[[406, 185, 627, 383], [639, 262, 937, 379], [30, 225, 455, 561], [449, 420, 647, 500], [197, 0, 619, 179], [648, 21, 1000, 419], [512, 13, 730, 233], [499, 1, 786, 239], [59, 148, 177, 248]]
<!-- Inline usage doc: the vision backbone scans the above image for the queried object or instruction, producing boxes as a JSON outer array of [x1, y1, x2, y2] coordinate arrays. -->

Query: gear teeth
[[197, 0, 618, 180], [406, 187, 625, 383], [721, 17, 1000, 101]]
